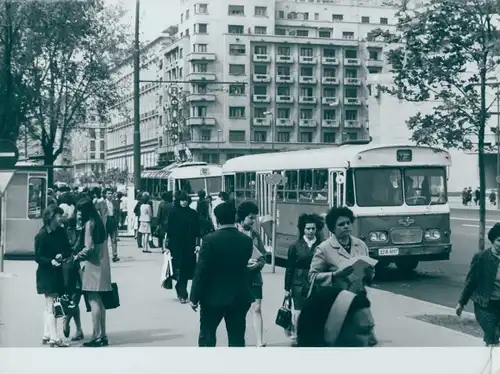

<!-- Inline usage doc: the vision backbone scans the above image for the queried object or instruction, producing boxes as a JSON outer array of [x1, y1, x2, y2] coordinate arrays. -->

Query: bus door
[[329, 168, 346, 208], [256, 172, 273, 247]]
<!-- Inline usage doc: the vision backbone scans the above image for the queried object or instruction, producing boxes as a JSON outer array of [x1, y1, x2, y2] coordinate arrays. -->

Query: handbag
[[53, 295, 76, 318], [275, 295, 292, 330], [84, 283, 120, 312], [161, 251, 174, 289]]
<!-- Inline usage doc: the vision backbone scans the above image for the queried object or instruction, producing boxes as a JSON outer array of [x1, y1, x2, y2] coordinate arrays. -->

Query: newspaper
[[337, 256, 378, 294]]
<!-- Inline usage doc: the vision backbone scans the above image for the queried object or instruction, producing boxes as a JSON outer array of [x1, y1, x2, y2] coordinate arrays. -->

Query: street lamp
[[486, 76, 500, 210], [216, 129, 222, 165], [264, 111, 274, 151], [120, 134, 128, 185]]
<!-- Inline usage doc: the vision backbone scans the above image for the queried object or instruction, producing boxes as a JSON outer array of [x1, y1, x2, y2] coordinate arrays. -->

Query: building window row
[[276, 10, 388, 25]]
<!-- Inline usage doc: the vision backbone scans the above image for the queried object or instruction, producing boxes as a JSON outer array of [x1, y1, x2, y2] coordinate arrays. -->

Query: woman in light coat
[[73, 198, 112, 347]]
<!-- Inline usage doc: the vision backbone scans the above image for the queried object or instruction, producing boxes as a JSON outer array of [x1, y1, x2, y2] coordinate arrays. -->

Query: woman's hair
[[162, 191, 173, 203], [297, 213, 325, 237], [236, 201, 259, 223], [325, 207, 355, 233], [198, 190, 206, 199], [76, 198, 106, 245], [296, 287, 371, 347], [488, 223, 500, 243], [42, 204, 64, 227]]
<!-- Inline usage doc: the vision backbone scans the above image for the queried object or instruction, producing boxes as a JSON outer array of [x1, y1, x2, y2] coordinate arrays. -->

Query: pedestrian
[[157, 191, 174, 251], [73, 198, 112, 347], [138, 192, 153, 253], [296, 287, 377, 347], [104, 188, 120, 262], [166, 191, 201, 304], [93, 187, 108, 226], [284, 213, 324, 344], [189, 202, 254, 347], [35, 205, 72, 347], [309, 206, 375, 295], [197, 190, 215, 236], [236, 201, 267, 347], [456, 223, 500, 347]]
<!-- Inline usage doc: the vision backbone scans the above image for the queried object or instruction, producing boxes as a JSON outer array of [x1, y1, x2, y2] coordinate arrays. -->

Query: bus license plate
[[379, 248, 399, 256]]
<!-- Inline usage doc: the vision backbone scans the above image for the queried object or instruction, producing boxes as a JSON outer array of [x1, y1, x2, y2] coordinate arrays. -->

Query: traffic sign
[[0, 139, 19, 169], [0, 171, 14, 196], [265, 173, 284, 186]]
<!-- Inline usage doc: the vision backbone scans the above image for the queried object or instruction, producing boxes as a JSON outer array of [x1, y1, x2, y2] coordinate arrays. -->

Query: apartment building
[[105, 36, 170, 175], [157, 0, 397, 164], [71, 116, 107, 179]]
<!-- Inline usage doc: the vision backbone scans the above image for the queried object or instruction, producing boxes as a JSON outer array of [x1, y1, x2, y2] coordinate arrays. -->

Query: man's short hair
[[214, 202, 236, 225]]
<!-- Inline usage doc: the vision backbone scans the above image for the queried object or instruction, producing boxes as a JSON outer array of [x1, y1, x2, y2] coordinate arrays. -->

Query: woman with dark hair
[[457, 223, 500, 346], [309, 207, 375, 295], [35, 205, 72, 347], [296, 287, 377, 347], [284, 213, 324, 343], [236, 201, 267, 347], [166, 191, 201, 303], [73, 198, 112, 347]]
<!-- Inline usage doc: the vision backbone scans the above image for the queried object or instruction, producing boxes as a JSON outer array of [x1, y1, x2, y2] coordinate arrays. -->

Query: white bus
[[222, 143, 451, 272]]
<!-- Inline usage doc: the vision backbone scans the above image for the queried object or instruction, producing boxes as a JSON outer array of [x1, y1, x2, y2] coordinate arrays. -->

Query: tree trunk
[[1, 1, 14, 142], [44, 153, 54, 188], [478, 65, 487, 251]]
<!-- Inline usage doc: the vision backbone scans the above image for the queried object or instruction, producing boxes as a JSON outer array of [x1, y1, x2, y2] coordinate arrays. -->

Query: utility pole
[[133, 0, 141, 192]]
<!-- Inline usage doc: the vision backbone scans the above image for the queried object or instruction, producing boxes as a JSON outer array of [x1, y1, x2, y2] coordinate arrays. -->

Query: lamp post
[[263, 111, 274, 151], [133, 0, 141, 191], [121, 134, 128, 186], [217, 129, 222, 165]]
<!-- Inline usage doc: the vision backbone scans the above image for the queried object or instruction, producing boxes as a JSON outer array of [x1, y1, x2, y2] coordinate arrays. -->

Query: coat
[[75, 219, 112, 292], [285, 237, 320, 295], [190, 226, 254, 307], [35, 226, 72, 295]]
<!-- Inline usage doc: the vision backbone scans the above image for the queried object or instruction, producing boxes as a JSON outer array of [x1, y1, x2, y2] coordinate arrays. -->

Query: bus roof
[[142, 163, 222, 180], [222, 144, 451, 173]]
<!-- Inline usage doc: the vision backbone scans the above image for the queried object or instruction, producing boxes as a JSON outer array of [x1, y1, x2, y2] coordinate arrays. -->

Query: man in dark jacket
[[157, 191, 174, 251], [189, 202, 254, 347]]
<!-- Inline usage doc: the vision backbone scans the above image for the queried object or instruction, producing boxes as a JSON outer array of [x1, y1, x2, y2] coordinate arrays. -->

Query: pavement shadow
[[107, 328, 185, 346], [373, 266, 442, 283]]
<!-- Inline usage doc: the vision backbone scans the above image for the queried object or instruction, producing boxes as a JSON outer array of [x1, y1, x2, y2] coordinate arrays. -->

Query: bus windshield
[[355, 167, 447, 207], [179, 177, 221, 195]]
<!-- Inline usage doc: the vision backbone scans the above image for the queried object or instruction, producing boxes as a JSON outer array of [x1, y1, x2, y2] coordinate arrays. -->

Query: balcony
[[253, 94, 271, 103], [299, 119, 317, 128], [186, 52, 217, 62], [276, 118, 294, 127], [322, 57, 339, 65], [322, 120, 339, 128], [187, 72, 217, 82], [345, 120, 362, 128], [253, 54, 271, 63], [299, 96, 317, 104], [299, 56, 317, 64], [322, 77, 340, 85], [277, 55, 293, 63], [299, 76, 317, 84], [344, 58, 361, 66], [253, 118, 270, 126], [276, 75, 293, 83], [322, 97, 339, 106], [367, 59, 384, 68], [344, 77, 361, 85], [186, 93, 216, 102], [344, 97, 362, 105], [276, 95, 293, 103], [253, 74, 271, 83], [187, 117, 217, 126]]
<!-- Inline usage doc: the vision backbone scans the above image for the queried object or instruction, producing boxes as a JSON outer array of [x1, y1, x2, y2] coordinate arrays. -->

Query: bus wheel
[[395, 259, 419, 272]]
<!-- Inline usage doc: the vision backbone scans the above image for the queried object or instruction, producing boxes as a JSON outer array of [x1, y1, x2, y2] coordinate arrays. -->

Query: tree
[[18, 0, 134, 186], [383, 0, 500, 250], [103, 167, 128, 185], [53, 168, 73, 185]]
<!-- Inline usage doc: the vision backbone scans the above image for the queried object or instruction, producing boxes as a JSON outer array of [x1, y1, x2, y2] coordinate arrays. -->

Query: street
[[372, 208, 500, 313]]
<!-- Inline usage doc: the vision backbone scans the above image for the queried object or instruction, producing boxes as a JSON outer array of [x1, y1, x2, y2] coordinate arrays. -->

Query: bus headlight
[[369, 231, 388, 242], [424, 229, 441, 240]]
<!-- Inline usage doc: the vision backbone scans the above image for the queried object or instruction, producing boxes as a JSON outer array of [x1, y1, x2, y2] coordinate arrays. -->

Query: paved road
[[372, 208, 500, 313]]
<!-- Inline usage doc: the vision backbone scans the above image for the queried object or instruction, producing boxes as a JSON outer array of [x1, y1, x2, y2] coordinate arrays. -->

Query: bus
[[221, 143, 451, 272]]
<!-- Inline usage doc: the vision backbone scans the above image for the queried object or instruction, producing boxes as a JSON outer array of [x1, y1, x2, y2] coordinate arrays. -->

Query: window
[[380, 17, 388, 24], [229, 107, 246, 118], [356, 168, 403, 207], [100, 140, 105, 150], [277, 86, 290, 95], [405, 167, 447, 205], [229, 84, 245, 95], [100, 130, 105, 139], [254, 65, 267, 74], [195, 44, 208, 52], [186, 9, 190, 19], [228, 25, 244, 34], [254, 107, 267, 117], [323, 68, 336, 77], [229, 130, 246, 141], [345, 68, 358, 78], [346, 132, 358, 141], [275, 28, 286, 35], [254, 26, 267, 35], [323, 132, 336, 143], [343, 32, 355, 39], [299, 132, 313, 143], [235, 172, 256, 198], [345, 110, 358, 120], [254, 46, 267, 54], [296, 30, 309, 37], [90, 153, 96, 160], [255, 6, 267, 16], [297, 169, 328, 201], [201, 153, 220, 164], [345, 87, 358, 98], [319, 30, 331, 38], [193, 63, 208, 72], [195, 23, 208, 34], [287, 12, 297, 20], [192, 106, 207, 117], [201, 129, 212, 141], [300, 47, 313, 57], [229, 64, 245, 75], [315, 13, 319, 20], [323, 109, 336, 119], [324, 48, 336, 57], [254, 85, 267, 95], [196, 3, 208, 14], [277, 10, 284, 19], [345, 50, 358, 58], [228, 5, 244, 15], [332, 14, 343, 21], [277, 132, 290, 142], [277, 108, 290, 118], [28, 177, 46, 219], [369, 50, 380, 60], [361, 16, 370, 23], [229, 44, 246, 55], [253, 131, 267, 142], [300, 66, 313, 76], [90, 140, 96, 151], [89, 129, 96, 139], [300, 109, 313, 119], [278, 46, 290, 56], [300, 87, 313, 97], [100, 152, 105, 160], [277, 66, 290, 76], [181, 13, 183, 23]]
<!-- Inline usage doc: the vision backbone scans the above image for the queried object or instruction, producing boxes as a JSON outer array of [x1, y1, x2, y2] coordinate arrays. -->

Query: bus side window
[[276, 171, 284, 199], [313, 169, 328, 202], [224, 175, 235, 194], [298, 170, 313, 201], [284, 170, 298, 200], [28, 177, 46, 219], [245, 172, 256, 199], [346, 169, 355, 207], [235, 173, 246, 198]]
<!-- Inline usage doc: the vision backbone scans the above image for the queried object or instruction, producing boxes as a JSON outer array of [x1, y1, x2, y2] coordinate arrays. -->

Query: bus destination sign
[[200, 167, 210, 176], [396, 149, 412, 162]]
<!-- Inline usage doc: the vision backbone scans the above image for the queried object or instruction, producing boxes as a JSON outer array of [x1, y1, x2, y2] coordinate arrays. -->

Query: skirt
[[138, 221, 151, 234], [250, 285, 263, 301]]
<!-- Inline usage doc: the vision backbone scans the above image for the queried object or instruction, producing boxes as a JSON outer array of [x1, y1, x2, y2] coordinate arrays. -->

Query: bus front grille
[[390, 228, 423, 245]]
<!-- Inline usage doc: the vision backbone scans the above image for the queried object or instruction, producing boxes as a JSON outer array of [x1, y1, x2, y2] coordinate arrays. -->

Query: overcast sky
[[105, 0, 180, 42]]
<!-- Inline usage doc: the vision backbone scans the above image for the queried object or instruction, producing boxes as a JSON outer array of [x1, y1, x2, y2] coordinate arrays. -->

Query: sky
[[105, 0, 180, 42]]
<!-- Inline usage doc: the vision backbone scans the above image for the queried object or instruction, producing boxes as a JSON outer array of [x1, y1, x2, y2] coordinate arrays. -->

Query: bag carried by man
[[161, 250, 174, 289]]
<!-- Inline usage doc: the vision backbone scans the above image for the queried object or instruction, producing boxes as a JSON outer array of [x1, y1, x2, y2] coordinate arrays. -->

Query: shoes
[[112, 256, 120, 262], [49, 340, 70, 348], [71, 331, 84, 341], [42, 336, 50, 345], [82, 337, 107, 347]]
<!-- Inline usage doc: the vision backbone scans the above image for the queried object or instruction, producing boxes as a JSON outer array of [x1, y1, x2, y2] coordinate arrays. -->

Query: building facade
[[156, 0, 397, 164]]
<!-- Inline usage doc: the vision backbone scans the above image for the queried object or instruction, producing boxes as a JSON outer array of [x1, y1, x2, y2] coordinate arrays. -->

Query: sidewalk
[[449, 196, 498, 211], [0, 238, 482, 347]]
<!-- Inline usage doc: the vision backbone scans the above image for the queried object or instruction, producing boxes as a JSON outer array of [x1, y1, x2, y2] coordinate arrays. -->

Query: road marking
[[451, 217, 498, 223], [461, 224, 493, 229]]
